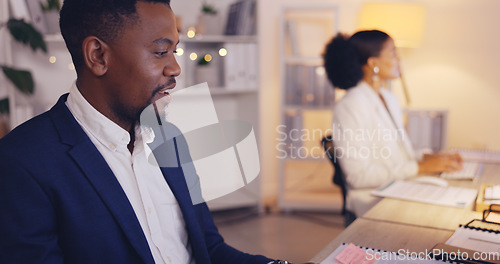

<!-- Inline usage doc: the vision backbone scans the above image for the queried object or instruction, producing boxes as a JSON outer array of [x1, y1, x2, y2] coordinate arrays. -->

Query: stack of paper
[[371, 180, 478, 208]]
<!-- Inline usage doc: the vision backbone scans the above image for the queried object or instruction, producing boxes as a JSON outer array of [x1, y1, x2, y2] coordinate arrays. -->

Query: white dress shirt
[[66, 83, 194, 264]]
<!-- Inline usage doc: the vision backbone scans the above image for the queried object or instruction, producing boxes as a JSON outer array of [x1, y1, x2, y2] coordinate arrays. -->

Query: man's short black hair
[[59, 0, 171, 72]]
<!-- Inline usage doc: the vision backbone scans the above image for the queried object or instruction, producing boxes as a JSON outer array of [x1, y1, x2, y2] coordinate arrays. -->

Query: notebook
[[320, 243, 453, 264]]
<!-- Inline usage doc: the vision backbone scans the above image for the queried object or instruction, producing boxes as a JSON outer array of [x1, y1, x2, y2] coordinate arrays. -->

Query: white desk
[[310, 164, 500, 263]]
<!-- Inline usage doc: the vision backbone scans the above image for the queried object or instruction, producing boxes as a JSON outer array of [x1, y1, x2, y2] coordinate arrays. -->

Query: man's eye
[[156, 51, 168, 56]]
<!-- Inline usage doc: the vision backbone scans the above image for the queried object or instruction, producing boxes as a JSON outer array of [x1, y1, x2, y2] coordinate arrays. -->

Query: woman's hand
[[418, 153, 463, 174]]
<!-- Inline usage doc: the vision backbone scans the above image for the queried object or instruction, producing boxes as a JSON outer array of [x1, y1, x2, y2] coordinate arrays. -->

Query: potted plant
[[196, 1, 220, 35], [195, 54, 219, 87], [40, 0, 61, 34], [0, 18, 47, 136]]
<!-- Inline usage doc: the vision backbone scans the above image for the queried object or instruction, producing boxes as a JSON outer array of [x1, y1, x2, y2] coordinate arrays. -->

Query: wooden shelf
[[180, 34, 257, 43], [44, 34, 64, 43]]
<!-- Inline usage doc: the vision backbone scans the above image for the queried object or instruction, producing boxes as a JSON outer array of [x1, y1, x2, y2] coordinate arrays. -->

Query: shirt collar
[[66, 82, 131, 152]]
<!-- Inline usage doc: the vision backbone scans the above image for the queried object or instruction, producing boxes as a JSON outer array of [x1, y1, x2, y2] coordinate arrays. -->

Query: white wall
[[257, 0, 500, 199], [3, 0, 499, 200]]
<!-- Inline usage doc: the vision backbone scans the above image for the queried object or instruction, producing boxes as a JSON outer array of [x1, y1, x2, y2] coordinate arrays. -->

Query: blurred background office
[[1, 0, 499, 262]]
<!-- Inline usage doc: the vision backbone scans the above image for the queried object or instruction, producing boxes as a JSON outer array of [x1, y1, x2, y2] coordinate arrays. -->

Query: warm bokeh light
[[176, 48, 184, 56], [357, 2, 426, 48], [315, 66, 326, 76], [204, 54, 213, 62], [68, 63, 75, 70], [189, 52, 198, 61], [218, 48, 228, 57], [49, 56, 56, 63], [187, 27, 196, 38]]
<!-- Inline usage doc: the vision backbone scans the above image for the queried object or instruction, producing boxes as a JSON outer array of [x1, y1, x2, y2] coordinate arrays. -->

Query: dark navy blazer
[[0, 94, 271, 264]]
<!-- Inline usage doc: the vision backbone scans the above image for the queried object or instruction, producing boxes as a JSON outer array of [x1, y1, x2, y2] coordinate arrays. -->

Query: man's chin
[[138, 96, 170, 128]]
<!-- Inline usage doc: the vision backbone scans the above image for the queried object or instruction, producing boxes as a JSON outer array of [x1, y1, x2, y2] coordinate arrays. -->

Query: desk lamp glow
[[357, 2, 426, 105]]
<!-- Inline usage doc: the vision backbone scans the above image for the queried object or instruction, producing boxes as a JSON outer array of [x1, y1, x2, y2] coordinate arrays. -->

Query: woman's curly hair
[[323, 30, 389, 89]]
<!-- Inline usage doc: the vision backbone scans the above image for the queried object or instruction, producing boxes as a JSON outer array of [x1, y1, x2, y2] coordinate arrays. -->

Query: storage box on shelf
[[174, 29, 262, 211]]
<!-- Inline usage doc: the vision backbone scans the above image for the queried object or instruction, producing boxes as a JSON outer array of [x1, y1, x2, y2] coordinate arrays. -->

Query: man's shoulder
[[0, 96, 73, 157], [0, 111, 59, 159]]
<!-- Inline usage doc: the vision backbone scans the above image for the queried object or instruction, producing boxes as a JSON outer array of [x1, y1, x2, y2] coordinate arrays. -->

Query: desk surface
[[310, 163, 500, 263], [309, 218, 454, 263], [362, 198, 482, 231]]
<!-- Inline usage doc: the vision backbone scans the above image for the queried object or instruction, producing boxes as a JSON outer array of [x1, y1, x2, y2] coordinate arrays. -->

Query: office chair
[[321, 135, 356, 227]]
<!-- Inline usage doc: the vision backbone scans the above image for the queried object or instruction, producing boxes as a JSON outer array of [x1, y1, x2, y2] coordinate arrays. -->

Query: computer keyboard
[[449, 148, 500, 163], [440, 161, 484, 180]]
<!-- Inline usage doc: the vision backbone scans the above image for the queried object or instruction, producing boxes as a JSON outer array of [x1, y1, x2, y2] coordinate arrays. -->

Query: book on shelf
[[223, 43, 242, 90], [244, 43, 258, 88], [238, 0, 256, 35], [285, 20, 300, 56], [284, 64, 302, 105], [25, 0, 48, 34], [284, 64, 335, 108], [283, 110, 304, 157], [224, 0, 257, 36], [8, 0, 31, 20], [223, 43, 258, 90], [224, 1, 242, 35]]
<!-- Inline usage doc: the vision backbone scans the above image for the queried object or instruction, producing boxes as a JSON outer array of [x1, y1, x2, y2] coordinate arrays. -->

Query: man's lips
[[158, 81, 176, 96]]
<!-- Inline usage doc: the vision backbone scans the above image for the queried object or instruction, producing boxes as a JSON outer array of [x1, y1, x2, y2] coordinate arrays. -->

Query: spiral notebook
[[446, 206, 500, 253], [445, 226, 500, 253]]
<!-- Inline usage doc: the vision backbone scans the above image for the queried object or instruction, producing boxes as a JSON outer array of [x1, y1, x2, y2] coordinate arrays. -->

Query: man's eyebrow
[[153, 38, 180, 46]]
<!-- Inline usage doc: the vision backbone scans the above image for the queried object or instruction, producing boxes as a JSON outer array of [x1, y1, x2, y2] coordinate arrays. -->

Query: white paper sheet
[[371, 180, 478, 208]]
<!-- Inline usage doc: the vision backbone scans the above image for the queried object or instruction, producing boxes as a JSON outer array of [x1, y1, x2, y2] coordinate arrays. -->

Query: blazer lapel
[[49, 95, 155, 264], [158, 136, 210, 263], [362, 85, 415, 159], [360, 84, 396, 131]]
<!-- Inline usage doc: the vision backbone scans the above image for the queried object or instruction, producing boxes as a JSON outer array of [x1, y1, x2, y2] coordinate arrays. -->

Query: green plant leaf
[[6, 19, 47, 53], [1, 66, 34, 94], [0, 98, 9, 114], [40, 0, 61, 11], [197, 56, 211, 66]]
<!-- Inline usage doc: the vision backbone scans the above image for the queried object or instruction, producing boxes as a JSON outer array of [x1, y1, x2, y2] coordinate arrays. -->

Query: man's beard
[[112, 81, 173, 129]]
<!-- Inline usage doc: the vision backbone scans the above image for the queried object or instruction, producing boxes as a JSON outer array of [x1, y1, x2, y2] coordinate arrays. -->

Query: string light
[[219, 48, 227, 57], [189, 52, 198, 61], [176, 48, 184, 56], [204, 54, 212, 62], [187, 27, 196, 38]]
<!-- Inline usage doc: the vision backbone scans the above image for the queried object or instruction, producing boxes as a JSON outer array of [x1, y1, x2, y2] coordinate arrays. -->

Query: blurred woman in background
[[323, 30, 462, 220]]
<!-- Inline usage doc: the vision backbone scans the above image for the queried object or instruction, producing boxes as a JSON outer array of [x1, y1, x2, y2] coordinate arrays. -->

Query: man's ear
[[82, 36, 110, 76]]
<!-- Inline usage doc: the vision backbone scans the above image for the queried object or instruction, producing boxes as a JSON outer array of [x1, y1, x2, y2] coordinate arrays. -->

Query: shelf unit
[[277, 6, 343, 212], [174, 33, 262, 211], [0, 0, 263, 211]]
